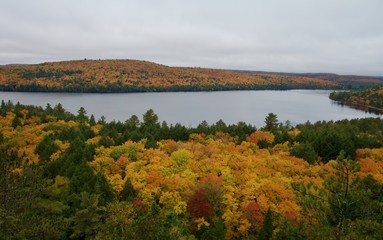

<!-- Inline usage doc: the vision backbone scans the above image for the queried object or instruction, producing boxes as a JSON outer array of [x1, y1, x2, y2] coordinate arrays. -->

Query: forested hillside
[[1, 101, 383, 239], [0, 59, 340, 92], [330, 86, 383, 114], [238, 71, 383, 90]]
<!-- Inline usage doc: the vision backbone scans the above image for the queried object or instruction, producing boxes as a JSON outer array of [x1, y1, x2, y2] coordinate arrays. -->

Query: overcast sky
[[1, 0, 382, 76]]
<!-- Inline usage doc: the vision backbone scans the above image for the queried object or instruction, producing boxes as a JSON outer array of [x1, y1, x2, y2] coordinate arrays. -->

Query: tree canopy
[[1, 101, 383, 239]]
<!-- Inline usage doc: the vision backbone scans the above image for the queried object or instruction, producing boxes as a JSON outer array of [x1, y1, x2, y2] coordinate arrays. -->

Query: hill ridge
[[0, 59, 381, 92]]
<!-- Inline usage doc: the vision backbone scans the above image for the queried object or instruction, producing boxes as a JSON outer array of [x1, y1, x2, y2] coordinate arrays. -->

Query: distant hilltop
[[0, 59, 381, 93]]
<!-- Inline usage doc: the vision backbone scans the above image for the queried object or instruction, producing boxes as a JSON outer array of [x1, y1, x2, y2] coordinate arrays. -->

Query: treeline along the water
[[0, 81, 334, 93], [330, 86, 383, 113], [3, 59, 383, 94], [1, 100, 383, 239], [0, 59, 362, 93]]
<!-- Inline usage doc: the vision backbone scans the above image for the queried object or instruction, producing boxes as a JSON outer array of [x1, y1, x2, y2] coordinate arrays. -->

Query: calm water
[[0, 90, 380, 127]]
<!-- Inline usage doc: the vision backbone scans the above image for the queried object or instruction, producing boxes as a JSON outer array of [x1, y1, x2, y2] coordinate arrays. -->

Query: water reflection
[[331, 101, 383, 115]]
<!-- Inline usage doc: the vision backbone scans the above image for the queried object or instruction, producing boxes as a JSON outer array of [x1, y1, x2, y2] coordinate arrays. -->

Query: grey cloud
[[0, 0, 382, 76]]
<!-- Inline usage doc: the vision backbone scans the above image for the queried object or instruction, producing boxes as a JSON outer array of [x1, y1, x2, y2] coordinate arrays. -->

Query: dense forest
[[330, 86, 383, 114], [1, 101, 383, 239], [239, 71, 383, 90], [2, 59, 381, 93]]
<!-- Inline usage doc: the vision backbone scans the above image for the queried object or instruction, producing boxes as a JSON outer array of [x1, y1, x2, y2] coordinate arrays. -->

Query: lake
[[0, 90, 380, 128]]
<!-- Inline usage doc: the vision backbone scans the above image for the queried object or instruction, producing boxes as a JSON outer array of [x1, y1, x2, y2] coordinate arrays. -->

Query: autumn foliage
[[330, 86, 383, 113], [188, 189, 213, 219], [1, 102, 383, 239], [0, 59, 338, 92]]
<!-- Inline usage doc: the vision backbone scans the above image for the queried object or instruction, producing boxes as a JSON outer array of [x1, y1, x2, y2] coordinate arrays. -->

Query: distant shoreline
[[1, 59, 381, 94], [332, 100, 383, 115], [0, 85, 337, 94]]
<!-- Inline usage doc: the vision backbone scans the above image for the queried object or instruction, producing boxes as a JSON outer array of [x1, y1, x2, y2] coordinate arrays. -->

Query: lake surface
[[0, 90, 380, 128]]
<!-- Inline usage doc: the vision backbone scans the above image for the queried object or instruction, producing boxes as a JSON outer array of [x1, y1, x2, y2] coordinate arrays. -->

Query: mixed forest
[[1, 101, 383, 239], [1, 59, 382, 93], [330, 86, 383, 114]]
